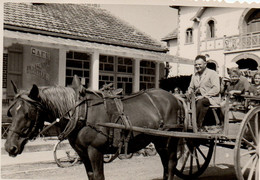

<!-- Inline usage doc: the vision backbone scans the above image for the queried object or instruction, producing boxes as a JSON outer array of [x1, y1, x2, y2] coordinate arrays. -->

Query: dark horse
[[5, 77, 182, 180]]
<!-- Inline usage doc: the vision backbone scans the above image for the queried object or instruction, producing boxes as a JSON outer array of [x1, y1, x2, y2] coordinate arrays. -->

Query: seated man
[[187, 55, 220, 131]]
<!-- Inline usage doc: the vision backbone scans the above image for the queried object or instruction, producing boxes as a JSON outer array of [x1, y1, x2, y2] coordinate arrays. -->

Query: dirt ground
[[2, 151, 237, 180]]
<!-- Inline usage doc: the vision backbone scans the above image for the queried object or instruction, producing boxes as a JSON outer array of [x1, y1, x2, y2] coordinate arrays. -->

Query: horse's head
[[5, 83, 44, 157]]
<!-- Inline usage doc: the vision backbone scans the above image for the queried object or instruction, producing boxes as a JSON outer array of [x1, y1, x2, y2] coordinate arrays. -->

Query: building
[[2, 3, 195, 138], [162, 6, 260, 79], [3, 2, 194, 101]]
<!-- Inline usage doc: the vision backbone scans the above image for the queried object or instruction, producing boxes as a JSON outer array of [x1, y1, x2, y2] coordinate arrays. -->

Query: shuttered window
[[3, 53, 8, 88], [7, 44, 23, 98]]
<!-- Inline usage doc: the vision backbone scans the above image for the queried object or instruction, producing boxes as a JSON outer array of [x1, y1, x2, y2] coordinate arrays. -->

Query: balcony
[[200, 32, 260, 53], [224, 31, 260, 52]]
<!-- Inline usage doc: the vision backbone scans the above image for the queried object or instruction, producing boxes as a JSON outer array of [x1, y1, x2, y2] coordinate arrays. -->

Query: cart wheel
[[234, 106, 259, 180], [53, 140, 79, 168], [175, 138, 214, 179]]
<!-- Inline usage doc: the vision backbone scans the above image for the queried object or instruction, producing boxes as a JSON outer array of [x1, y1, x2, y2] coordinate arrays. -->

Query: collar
[[195, 67, 208, 76]]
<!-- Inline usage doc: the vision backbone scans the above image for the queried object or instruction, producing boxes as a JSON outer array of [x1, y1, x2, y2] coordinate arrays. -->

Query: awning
[[4, 30, 193, 65]]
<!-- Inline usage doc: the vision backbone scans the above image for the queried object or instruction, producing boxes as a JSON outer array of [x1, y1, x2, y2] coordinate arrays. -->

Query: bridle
[[7, 94, 43, 140]]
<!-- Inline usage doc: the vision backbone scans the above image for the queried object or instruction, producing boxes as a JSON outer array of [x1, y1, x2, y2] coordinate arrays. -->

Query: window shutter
[[7, 44, 23, 98]]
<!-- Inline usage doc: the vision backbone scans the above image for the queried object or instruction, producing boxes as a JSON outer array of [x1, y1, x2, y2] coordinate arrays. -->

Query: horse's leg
[[167, 138, 179, 180], [79, 151, 95, 180], [74, 127, 105, 180], [88, 146, 105, 180], [69, 138, 94, 180], [154, 138, 170, 180]]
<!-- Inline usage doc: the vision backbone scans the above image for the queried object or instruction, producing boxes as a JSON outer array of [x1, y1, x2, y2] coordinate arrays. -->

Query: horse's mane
[[38, 86, 76, 117]]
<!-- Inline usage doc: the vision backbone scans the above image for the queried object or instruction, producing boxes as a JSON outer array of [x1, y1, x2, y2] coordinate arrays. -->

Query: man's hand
[[184, 92, 191, 101]]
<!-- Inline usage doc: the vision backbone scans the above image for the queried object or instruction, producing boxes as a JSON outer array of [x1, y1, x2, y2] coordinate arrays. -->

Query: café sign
[[31, 47, 50, 60]]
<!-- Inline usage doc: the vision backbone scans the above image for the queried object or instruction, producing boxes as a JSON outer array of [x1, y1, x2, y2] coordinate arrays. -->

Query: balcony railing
[[224, 31, 260, 51]]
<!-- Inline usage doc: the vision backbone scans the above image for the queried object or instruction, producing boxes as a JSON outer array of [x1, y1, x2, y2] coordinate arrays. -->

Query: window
[[99, 55, 114, 72], [140, 60, 156, 90], [66, 51, 90, 87], [186, 28, 193, 44], [247, 10, 260, 33], [207, 20, 215, 38], [99, 55, 134, 94]]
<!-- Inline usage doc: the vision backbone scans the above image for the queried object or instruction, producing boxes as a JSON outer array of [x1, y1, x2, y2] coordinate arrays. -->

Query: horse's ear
[[71, 75, 81, 88], [28, 84, 39, 100], [11, 80, 18, 94]]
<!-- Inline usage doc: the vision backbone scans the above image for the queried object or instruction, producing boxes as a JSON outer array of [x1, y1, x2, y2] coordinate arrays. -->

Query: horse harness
[[57, 87, 165, 159]]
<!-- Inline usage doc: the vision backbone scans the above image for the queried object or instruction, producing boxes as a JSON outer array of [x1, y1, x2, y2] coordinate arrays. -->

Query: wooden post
[[224, 95, 230, 135], [191, 92, 198, 133]]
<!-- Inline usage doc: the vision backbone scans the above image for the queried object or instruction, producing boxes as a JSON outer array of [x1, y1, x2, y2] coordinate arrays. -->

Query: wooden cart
[[98, 93, 259, 180]]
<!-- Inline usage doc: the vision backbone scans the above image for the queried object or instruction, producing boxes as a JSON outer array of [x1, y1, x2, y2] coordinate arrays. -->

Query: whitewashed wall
[[167, 7, 250, 77], [178, 7, 200, 59]]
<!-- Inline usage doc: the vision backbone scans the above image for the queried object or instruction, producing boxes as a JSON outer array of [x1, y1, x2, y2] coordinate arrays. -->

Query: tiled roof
[[161, 28, 178, 41], [4, 3, 167, 52]]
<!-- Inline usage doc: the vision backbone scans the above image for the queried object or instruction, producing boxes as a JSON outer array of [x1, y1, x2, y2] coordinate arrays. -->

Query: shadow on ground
[[152, 164, 237, 180]]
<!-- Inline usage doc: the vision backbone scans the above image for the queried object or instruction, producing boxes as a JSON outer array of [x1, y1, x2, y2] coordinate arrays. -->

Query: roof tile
[[4, 3, 166, 52], [161, 28, 178, 41]]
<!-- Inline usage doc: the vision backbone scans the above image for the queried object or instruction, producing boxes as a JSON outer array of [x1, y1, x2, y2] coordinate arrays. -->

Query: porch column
[[89, 51, 99, 90], [155, 62, 160, 89], [133, 58, 140, 92], [58, 48, 66, 86]]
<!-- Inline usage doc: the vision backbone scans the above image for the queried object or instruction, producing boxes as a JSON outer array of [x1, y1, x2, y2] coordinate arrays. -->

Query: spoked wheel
[[234, 106, 259, 180], [175, 138, 214, 179], [53, 140, 80, 168]]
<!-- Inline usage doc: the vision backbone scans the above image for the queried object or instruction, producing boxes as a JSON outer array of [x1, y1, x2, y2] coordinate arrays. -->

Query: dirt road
[[2, 148, 237, 180]]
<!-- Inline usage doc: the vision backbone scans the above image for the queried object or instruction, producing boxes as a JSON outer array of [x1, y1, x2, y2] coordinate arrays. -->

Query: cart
[[98, 92, 259, 180]]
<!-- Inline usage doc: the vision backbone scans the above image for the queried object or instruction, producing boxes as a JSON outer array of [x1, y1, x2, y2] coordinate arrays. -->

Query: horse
[[5, 76, 183, 180]]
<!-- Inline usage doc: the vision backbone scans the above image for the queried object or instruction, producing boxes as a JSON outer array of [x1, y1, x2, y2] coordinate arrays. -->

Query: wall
[[167, 39, 178, 55], [178, 7, 200, 59], [22, 45, 59, 89], [200, 7, 244, 39], [169, 63, 194, 77]]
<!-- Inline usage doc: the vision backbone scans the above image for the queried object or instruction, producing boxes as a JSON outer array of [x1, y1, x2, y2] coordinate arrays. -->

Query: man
[[187, 55, 220, 131]]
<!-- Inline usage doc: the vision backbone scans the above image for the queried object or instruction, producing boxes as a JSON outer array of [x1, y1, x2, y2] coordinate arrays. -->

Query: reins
[[39, 91, 104, 138], [11, 88, 146, 141]]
